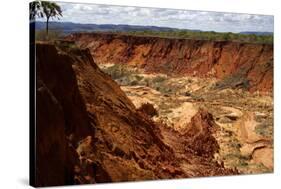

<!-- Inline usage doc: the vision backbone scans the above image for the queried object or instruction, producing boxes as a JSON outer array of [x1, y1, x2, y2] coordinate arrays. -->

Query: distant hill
[[239, 31, 273, 36], [34, 21, 273, 36], [34, 21, 185, 34]]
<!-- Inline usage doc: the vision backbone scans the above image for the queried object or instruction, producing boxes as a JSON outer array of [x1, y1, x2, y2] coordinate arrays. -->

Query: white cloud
[[51, 2, 273, 33]]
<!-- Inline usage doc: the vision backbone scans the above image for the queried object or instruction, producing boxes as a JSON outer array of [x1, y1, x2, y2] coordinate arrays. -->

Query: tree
[[29, 1, 62, 35], [41, 1, 62, 35], [29, 1, 42, 20]]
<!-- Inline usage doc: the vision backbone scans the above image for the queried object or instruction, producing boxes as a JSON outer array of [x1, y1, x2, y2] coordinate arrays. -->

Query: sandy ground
[[101, 64, 273, 174]]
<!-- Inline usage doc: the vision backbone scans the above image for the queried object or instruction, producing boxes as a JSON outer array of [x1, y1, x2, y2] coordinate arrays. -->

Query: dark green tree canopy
[[41, 1, 62, 21], [29, 1, 42, 20], [29, 1, 62, 35], [30, 1, 62, 20]]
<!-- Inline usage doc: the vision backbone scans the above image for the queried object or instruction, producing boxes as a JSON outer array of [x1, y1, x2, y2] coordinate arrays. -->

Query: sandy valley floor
[[101, 63, 273, 174]]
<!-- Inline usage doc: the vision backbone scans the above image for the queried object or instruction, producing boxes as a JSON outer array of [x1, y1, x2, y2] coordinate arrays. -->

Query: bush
[[103, 64, 134, 80], [137, 103, 158, 117], [54, 39, 77, 50], [152, 75, 166, 83], [255, 122, 272, 137], [135, 75, 144, 81], [129, 80, 138, 86], [213, 67, 250, 90]]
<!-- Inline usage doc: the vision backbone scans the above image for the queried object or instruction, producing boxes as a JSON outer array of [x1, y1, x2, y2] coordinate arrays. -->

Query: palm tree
[[29, 1, 62, 35], [29, 1, 42, 20], [41, 1, 62, 35]]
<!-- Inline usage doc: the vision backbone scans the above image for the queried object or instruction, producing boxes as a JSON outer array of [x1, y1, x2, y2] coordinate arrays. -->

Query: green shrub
[[130, 80, 138, 86], [135, 75, 144, 81], [152, 75, 166, 83], [103, 64, 134, 80], [213, 67, 250, 90]]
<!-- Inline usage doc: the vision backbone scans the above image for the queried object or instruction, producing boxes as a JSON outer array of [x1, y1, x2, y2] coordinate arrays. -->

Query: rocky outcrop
[[158, 109, 236, 176], [67, 33, 273, 92], [182, 110, 219, 158], [36, 80, 79, 186], [235, 112, 273, 169], [35, 43, 95, 187], [34, 42, 236, 187], [159, 109, 219, 159]]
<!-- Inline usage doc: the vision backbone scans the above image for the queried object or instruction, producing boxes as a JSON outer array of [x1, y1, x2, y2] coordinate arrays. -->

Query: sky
[[41, 1, 274, 33]]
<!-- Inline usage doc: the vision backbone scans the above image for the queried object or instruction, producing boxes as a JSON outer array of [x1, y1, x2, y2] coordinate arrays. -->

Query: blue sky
[[41, 1, 274, 33]]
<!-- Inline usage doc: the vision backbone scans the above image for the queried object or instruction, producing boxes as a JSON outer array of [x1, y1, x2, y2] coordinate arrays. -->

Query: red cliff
[[68, 33, 273, 92]]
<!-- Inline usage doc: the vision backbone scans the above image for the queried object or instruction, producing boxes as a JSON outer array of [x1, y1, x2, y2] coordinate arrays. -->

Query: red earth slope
[[35, 42, 236, 186], [68, 33, 273, 92]]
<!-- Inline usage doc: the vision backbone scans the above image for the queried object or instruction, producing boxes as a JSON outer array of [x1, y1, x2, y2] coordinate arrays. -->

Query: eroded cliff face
[[67, 33, 273, 92], [35, 42, 235, 186]]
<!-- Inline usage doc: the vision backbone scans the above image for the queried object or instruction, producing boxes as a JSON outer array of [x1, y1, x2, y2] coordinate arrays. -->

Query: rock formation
[[67, 33, 273, 92], [34, 42, 236, 187]]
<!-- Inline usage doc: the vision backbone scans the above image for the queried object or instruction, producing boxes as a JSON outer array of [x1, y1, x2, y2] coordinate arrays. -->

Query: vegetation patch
[[101, 64, 184, 95], [102, 64, 138, 82], [213, 67, 250, 91], [255, 122, 273, 137], [119, 30, 273, 44]]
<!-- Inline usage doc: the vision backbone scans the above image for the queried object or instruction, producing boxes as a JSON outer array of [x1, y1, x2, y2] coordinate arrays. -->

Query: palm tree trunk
[[46, 17, 49, 40]]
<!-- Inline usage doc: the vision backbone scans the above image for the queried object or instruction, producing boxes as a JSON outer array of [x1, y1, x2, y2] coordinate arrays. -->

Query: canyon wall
[[34, 42, 235, 186], [68, 33, 273, 92]]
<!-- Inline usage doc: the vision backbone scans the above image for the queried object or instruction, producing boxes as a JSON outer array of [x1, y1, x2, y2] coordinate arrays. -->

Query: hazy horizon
[[35, 2, 274, 33], [35, 20, 274, 34]]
